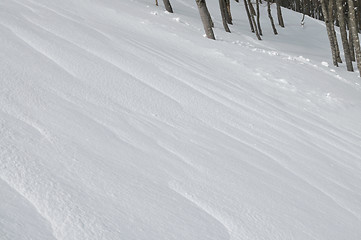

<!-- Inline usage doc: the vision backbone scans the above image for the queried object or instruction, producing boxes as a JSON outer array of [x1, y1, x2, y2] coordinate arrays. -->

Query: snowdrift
[[1, 0, 361, 239]]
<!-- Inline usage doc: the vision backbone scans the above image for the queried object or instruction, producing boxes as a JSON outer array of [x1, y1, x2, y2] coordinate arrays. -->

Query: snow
[[0, 0, 361, 239]]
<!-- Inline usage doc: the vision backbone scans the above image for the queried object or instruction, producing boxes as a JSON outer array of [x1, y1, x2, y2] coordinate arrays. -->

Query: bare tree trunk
[[204, 2, 214, 27], [256, 0, 263, 35], [219, 0, 231, 32], [346, 14, 356, 61], [336, 0, 353, 71], [196, 0, 215, 39], [348, 0, 361, 75], [315, 0, 321, 19], [349, 29, 356, 61], [156, 0, 158, 6], [244, 0, 255, 32], [268, 0, 278, 34], [276, 0, 285, 27], [248, 0, 262, 39], [358, 0, 361, 32], [163, 0, 173, 13], [311, 0, 314, 17], [354, 0, 360, 33], [304, 0, 311, 16], [320, 0, 338, 66], [301, 13, 305, 26], [328, 0, 342, 63], [248, 0, 257, 16], [302, 0, 306, 24], [225, 0, 233, 24], [295, 0, 301, 12]]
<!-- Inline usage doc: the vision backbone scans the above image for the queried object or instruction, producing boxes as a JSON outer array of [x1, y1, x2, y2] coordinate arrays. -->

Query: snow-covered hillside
[[1, 0, 361, 239]]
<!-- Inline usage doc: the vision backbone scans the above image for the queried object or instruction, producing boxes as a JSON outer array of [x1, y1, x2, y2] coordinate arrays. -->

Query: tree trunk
[[248, 0, 262, 39], [354, 0, 360, 33], [348, 0, 361, 75], [205, 3, 214, 27], [320, 0, 338, 66], [301, 13, 305, 26], [219, 0, 231, 32], [276, 0, 285, 27], [163, 0, 173, 13], [358, 0, 361, 32], [305, 0, 311, 16], [248, 0, 257, 16], [156, 0, 158, 6], [310, 0, 315, 18], [302, 0, 306, 17], [256, 0, 263, 35], [244, 0, 255, 32], [349, 29, 356, 61], [225, 0, 233, 24], [268, 0, 279, 34], [336, 0, 353, 71], [295, 0, 300, 12], [196, 0, 215, 39], [328, 0, 342, 63]]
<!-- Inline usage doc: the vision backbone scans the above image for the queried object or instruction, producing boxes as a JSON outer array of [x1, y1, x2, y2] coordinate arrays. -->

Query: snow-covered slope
[[1, 0, 361, 239]]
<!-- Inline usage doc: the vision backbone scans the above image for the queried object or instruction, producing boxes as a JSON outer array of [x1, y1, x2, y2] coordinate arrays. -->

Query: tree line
[[156, 0, 361, 76], [156, 0, 284, 39], [284, 0, 361, 74]]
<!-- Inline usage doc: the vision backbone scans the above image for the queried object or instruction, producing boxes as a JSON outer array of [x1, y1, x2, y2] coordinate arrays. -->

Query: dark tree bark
[[268, 0, 279, 34], [336, 0, 353, 71], [358, 0, 361, 32], [354, 0, 360, 33], [219, 0, 231, 32], [320, 0, 338, 66], [301, 0, 306, 18], [163, 0, 173, 13], [248, 0, 257, 15], [310, 0, 314, 17], [304, 0, 311, 16], [349, 29, 356, 61], [244, 0, 255, 32], [301, 13, 305, 26], [328, 0, 342, 63], [256, 0, 263, 35], [156, 0, 158, 6], [315, 0, 321, 19], [276, 0, 285, 27], [348, 0, 361, 75], [225, 0, 233, 24], [295, 0, 301, 12], [195, 0, 215, 39], [204, 2, 214, 27], [248, 0, 262, 39]]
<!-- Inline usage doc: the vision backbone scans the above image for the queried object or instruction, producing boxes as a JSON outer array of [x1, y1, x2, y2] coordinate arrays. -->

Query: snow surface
[[1, 0, 361, 239]]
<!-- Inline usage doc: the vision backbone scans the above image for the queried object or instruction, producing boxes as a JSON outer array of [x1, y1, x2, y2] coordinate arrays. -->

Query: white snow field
[[1, 0, 361, 239]]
